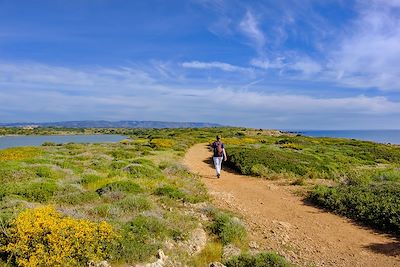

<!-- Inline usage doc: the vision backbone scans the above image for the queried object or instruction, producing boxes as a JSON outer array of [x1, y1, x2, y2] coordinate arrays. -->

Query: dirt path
[[183, 143, 400, 267]]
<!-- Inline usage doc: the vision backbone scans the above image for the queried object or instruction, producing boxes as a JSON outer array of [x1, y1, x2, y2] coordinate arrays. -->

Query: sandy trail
[[183, 143, 400, 267]]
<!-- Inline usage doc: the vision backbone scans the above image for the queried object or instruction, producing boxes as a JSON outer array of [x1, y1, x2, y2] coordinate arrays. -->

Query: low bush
[[80, 174, 103, 185], [226, 136, 400, 182], [155, 185, 186, 200], [33, 165, 64, 180], [0, 147, 41, 161], [227, 147, 312, 177], [96, 180, 142, 195], [0, 206, 118, 266], [250, 164, 271, 178], [116, 215, 168, 262], [308, 182, 400, 234], [123, 163, 164, 179], [115, 195, 153, 213], [0, 162, 36, 183], [192, 241, 222, 266], [54, 191, 100, 205], [280, 143, 302, 150], [224, 252, 291, 267], [0, 182, 58, 202], [210, 212, 247, 245], [150, 138, 176, 149]]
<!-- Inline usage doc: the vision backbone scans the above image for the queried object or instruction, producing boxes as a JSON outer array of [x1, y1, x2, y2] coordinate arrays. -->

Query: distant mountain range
[[0, 120, 222, 128]]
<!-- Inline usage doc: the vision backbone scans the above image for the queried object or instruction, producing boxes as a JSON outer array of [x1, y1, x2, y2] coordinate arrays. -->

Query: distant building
[[21, 125, 39, 130]]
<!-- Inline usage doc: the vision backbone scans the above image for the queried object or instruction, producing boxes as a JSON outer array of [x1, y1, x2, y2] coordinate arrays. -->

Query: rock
[[134, 250, 167, 267], [88, 261, 111, 267], [164, 239, 175, 250], [208, 262, 226, 267], [249, 241, 259, 249], [178, 227, 207, 255], [222, 244, 241, 260]]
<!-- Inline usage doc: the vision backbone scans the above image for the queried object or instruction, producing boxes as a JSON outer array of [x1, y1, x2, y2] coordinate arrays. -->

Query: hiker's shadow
[[363, 239, 400, 257]]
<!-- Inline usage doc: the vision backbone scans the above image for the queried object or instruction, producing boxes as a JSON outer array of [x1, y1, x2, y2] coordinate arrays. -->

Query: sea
[[291, 130, 400, 145]]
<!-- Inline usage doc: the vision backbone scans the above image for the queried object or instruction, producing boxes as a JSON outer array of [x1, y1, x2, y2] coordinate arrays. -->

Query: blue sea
[[293, 130, 400, 145]]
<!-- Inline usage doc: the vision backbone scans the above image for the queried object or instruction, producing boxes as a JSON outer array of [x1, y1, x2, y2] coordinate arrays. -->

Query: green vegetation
[[224, 252, 292, 267], [226, 136, 400, 180], [309, 183, 400, 235], [209, 211, 247, 246], [224, 134, 400, 235], [2, 126, 398, 265], [1, 127, 282, 266]]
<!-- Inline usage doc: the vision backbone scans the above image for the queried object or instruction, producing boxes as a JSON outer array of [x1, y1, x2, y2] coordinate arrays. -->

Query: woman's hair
[[216, 135, 221, 140]]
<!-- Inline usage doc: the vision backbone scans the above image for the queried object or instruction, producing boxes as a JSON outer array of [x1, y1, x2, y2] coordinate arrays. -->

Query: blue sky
[[0, 0, 400, 129]]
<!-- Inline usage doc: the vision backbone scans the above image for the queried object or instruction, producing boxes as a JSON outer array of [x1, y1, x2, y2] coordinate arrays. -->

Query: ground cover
[[0, 127, 291, 266]]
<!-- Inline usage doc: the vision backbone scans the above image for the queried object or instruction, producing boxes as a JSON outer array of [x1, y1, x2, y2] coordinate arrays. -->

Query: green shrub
[[226, 136, 400, 181], [80, 174, 103, 185], [42, 142, 56, 146], [116, 195, 153, 213], [115, 215, 167, 262], [250, 164, 271, 178], [124, 163, 164, 179], [33, 165, 64, 180], [0, 163, 36, 183], [155, 185, 186, 200], [224, 252, 291, 267], [371, 168, 400, 182], [192, 242, 223, 266], [96, 180, 142, 195], [54, 191, 100, 205], [227, 147, 313, 176], [0, 182, 58, 202], [210, 212, 247, 245], [309, 183, 400, 234]]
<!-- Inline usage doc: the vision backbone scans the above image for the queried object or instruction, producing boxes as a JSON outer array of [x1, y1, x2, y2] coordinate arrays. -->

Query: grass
[[192, 241, 223, 266], [209, 210, 247, 246], [0, 127, 265, 266], [224, 252, 292, 267]]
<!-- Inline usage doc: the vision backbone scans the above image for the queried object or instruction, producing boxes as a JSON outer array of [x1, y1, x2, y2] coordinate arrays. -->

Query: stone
[[249, 241, 260, 249], [208, 262, 226, 267], [87, 261, 111, 267], [222, 244, 241, 260], [177, 227, 207, 255], [134, 250, 167, 267]]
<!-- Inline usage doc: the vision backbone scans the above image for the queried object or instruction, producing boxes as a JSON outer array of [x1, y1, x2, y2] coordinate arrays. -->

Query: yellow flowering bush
[[150, 138, 175, 148], [211, 137, 258, 146], [0, 147, 41, 161], [0, 206, 118, 267], [280, 143, 303, 150]]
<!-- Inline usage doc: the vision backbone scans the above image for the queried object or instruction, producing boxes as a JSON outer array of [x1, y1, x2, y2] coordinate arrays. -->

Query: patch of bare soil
[[183, 143, 400, 267]]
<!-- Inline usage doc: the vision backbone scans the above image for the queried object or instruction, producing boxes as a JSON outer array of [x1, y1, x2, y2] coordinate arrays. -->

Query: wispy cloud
[[239, 10, 266, 55], [327, 0, 400, 91], [181, 61, 252, 73]]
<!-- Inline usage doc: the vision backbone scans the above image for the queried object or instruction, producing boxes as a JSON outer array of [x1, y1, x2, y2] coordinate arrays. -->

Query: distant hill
[[0, 120, 222, 128]]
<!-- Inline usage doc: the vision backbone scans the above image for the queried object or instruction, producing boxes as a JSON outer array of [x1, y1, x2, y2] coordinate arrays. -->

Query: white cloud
[[181, 61, 252, 73], [0, 61, 399, 128], [239, 10, 266, 55], [250, 58, 285, 70], [326, 1, 400, 91], [289, 58, 322, 75]]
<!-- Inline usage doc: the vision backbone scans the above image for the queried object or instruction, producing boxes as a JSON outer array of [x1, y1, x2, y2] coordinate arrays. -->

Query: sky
[[0, 0, 400, 129]]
